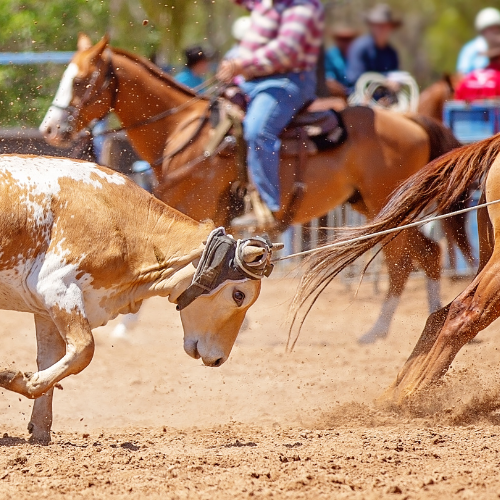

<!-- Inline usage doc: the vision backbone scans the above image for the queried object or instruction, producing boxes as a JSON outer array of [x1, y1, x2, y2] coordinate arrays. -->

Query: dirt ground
[[1, 270, 500, 499]]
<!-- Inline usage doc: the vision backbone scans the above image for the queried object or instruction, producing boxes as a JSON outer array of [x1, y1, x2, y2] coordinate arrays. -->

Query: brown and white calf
[[0, 154, 275, 443]]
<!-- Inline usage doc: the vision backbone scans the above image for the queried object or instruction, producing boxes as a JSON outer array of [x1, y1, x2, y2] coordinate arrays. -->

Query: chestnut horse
[[292, 132, 500, 407], [417, 74, 458, 122], [40, 35, 466, 343]]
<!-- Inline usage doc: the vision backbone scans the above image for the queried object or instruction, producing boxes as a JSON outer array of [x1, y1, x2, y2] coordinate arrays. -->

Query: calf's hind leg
[[28, 315, 65, 444], [379, 247, 500, 409]]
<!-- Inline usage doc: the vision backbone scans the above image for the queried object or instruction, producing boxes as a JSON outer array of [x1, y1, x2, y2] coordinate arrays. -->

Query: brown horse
[[417, 74, 458, 122], [40, 35, 466, 343], [292, 132, 500, 407]]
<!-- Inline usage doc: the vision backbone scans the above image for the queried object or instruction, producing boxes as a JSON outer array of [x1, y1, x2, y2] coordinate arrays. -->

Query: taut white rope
[[273, 198, 500, 262]]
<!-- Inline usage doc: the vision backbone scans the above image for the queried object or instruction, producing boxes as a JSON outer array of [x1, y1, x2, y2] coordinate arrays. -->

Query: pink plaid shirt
[[234, 0, 324, 79]]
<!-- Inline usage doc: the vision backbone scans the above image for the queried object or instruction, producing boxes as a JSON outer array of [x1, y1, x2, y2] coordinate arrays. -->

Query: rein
[[273, 197, 500, 262]]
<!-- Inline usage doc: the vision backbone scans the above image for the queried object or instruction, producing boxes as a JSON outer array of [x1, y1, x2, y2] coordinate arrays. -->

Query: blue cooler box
[[443, 100, 500, 143]]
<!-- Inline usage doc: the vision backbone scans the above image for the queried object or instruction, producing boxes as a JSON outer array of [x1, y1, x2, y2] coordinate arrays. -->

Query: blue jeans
[[240, 71, 317, 212]]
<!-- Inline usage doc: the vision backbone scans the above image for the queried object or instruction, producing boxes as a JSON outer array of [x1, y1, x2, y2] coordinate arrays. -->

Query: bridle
[[53, 50, 224, 171], [58, 52, 213, 156], [51, 57, 118, 135]]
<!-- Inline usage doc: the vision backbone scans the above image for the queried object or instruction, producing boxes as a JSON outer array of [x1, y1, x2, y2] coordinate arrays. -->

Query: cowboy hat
[[184, 45, 213, 68], [331, 24, 359, 40]]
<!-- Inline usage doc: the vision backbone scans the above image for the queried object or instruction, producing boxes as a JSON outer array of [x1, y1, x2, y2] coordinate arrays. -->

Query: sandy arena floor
[[0, 271, 500, 499]]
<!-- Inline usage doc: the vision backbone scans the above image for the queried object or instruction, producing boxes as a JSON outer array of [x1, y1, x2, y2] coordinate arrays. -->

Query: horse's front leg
[[27, 314, 66, 444], [0, 305, 95, 401]]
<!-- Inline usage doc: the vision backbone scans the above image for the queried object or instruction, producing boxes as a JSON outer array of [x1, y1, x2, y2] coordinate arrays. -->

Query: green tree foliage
[[0, 0, 109, 126]]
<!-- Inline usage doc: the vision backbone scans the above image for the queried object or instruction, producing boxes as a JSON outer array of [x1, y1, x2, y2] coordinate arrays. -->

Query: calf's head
[[176, 228, 281, 367]]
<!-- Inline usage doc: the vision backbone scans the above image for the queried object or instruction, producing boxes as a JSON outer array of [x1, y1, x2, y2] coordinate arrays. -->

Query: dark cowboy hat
[[184, 45, 213, 68], [363, 4, 402, 27]]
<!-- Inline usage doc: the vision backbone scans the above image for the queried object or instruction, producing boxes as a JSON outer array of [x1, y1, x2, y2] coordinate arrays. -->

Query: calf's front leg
[[0, 306, 95, 401]]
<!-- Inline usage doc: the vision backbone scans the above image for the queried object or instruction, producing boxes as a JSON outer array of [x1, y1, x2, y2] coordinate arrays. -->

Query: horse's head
[[39, 34, 114, 148], [176, 228, 282, 367]]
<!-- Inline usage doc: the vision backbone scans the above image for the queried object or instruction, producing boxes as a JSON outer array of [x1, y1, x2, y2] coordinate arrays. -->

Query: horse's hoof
[[357, 330, 388, 344]]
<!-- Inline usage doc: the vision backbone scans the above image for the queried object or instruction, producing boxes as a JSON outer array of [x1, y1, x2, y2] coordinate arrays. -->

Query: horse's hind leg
[[406, 227, 442, 313], [442, 215, 477, 269], [379, 246, 500, 409], [358, 236, 413, 344], [28, 315, 65, 444]]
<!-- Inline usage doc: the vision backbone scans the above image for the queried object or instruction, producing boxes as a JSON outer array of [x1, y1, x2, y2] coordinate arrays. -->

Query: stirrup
[[231, 190, 276, 231], [249, 190, 274, 226]]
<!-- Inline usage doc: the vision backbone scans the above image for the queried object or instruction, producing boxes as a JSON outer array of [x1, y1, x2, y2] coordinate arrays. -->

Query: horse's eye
[[73, 78, 86, 89], [233, 290, 245, 306]]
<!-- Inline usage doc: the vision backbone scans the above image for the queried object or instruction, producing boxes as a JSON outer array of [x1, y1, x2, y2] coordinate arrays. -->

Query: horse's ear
[[88, 34, 110, 63], [77, 33, 92, 52]]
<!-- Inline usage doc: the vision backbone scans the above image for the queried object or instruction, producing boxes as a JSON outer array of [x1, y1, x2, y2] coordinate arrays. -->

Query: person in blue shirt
[[345, 4, 401, 93], [456, 7, 500, 76], [324, 25, 358, 97], [175, 45, 211, 91]]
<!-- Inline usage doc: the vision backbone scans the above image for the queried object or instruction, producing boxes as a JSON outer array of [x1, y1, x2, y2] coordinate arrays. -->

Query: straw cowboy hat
[[363, 4, 402, 28], [331, 24, 359, 40], [232, 16, 252, 42], [475, 7, 500, 32]]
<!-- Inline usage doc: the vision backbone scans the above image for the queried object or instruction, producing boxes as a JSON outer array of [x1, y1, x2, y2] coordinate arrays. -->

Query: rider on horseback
[[217, 0, 324, 229]]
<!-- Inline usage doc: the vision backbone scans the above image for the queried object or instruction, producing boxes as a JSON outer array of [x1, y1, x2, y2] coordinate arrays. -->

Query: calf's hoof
[[27, 422, 51, 445]]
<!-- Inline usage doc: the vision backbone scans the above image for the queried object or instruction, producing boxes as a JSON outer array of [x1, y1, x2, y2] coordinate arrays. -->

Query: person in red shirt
[[455, 36, 500, 101]]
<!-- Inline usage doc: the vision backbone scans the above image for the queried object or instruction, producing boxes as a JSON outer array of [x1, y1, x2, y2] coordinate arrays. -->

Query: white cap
[[475, 7, 500, 32], [231, 16, 252, 42]]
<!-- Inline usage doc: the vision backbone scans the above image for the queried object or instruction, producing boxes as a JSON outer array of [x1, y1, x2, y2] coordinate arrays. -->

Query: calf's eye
[[233, 290, 245, 306]]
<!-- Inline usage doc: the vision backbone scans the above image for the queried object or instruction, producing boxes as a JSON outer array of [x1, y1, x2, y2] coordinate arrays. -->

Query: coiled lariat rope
[[272, 197, 500, 262]]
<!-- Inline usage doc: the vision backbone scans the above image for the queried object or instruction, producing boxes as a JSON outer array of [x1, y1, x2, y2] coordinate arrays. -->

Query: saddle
[[202, 87, 348, 231], [217, 86, 347, 157]]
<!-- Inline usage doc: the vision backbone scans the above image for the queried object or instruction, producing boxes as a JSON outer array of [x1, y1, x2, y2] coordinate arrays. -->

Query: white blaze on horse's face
[[39, 63, 79, 148], [180, 279, 261, 367]]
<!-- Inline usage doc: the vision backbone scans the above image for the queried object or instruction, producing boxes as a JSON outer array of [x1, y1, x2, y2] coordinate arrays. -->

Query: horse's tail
[[408, 114, 462, 160], [290, 132, 500, 337]]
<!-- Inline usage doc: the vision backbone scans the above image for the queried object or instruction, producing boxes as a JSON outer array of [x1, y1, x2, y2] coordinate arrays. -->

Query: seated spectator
[[324, 25, 358, 97], [175, 45, 211, 91], [225, 16, 252, 61], [456, 7, 500, 76], [345, 4, 401, 92], [455, 35, 500, 101]]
